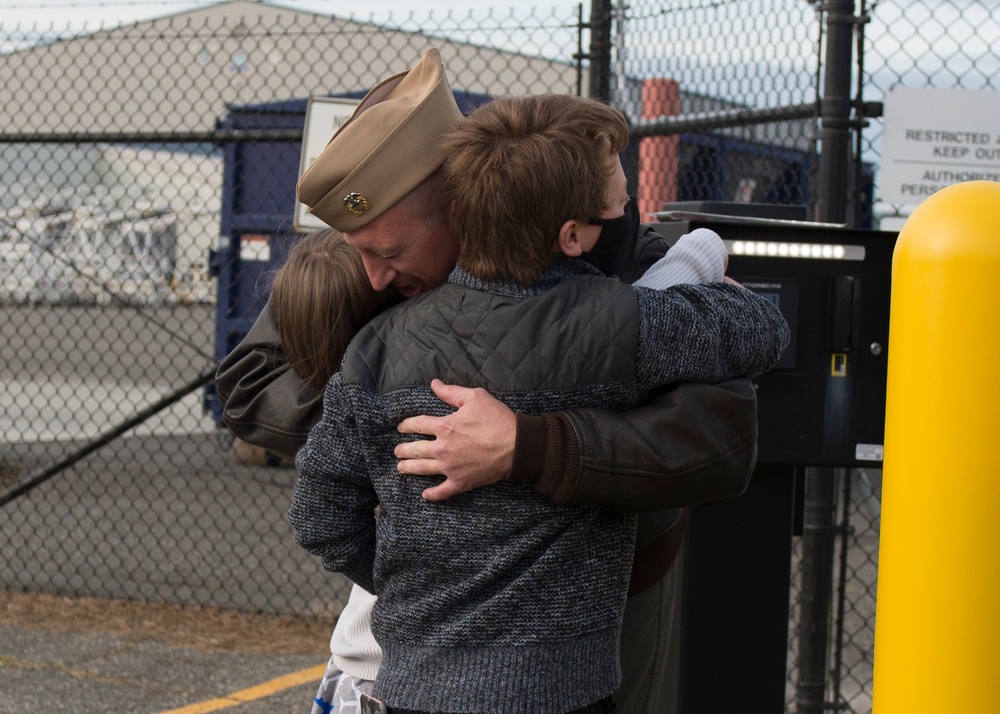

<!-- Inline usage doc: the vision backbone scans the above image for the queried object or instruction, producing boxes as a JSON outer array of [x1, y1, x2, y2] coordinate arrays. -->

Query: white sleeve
[[632, 228, 727, 289], [330, 583, 383, 679]]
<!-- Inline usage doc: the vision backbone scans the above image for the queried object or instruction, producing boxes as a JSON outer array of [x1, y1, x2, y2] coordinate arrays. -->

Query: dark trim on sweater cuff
[[509, 412, 582, 506], [508, 413, 548, 483]]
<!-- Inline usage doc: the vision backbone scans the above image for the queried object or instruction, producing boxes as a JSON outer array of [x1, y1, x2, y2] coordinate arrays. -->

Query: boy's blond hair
[[271, 229, 402, 390], [441, 94, 629, 285]]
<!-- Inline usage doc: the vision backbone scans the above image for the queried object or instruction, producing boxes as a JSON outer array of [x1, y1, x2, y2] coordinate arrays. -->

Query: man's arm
[[222, 263, 768, 511], [521, 379, 758, 509], [395, 276, 787, 510], [396, 378, 758, 510], [215, 297, 322, 462]]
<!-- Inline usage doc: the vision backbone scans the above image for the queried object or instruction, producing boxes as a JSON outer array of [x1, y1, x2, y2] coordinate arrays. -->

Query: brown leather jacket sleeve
[[214, 297, 322, 462], [509, 378, 758, 511]]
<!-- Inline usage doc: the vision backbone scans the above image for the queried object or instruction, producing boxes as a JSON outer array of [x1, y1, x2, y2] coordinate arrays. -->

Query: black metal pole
[[796, 466, 840, 712], [830, 469, 855, 705], [630, 102, 817, 138], [816, 0, 857, 224], [576, 3, 585, 97], [588, 0, 613, 101], [794, 3, 859, 709]]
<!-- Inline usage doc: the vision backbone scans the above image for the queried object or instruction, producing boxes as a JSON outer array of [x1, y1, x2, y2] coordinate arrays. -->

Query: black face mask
[[581, 195, 640, 279]]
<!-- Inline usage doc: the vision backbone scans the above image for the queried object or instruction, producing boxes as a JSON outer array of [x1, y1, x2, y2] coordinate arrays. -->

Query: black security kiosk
[[649, 205, 896, 713]]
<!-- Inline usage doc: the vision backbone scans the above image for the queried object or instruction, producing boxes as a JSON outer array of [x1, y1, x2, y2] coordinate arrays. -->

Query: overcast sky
[[1, 0, 584, 30]]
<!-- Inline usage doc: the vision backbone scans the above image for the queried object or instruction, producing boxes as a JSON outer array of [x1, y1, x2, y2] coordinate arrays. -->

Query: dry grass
[[0, 589, 334, 656]]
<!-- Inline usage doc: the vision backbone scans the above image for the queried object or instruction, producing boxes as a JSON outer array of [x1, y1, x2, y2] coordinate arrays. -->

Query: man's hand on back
[[394, 379, 516, 501]]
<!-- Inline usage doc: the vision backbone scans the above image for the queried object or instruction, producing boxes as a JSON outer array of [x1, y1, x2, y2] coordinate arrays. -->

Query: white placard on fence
[[294, 96, 360, 231], [879, 86, 1000, 205]]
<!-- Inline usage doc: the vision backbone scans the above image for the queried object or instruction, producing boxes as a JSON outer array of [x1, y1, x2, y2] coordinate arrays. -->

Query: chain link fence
[[0, 2, 583, 620], [2, 1, 997, 711], [605, 0, 821, 220]]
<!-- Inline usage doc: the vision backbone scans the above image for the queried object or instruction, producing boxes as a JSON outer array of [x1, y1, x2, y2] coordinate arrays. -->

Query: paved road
[[1, 303, 219, 442], [1, 621, 327, 714], [1, 303, 349, 712]]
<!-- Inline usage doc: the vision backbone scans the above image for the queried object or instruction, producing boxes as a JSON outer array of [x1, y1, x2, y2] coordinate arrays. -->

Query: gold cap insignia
[[344, 192, 371, 217]]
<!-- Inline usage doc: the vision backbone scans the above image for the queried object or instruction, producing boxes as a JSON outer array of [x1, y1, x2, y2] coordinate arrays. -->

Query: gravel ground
[[0, 589, 336, 714]]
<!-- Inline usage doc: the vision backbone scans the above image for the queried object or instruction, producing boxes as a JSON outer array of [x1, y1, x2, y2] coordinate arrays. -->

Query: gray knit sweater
[[289, 258, 789, 713]]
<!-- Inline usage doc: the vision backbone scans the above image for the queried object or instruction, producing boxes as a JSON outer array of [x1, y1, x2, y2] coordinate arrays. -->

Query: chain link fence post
[[797, 3, 861, 710], [587, 0, 613, 100], [816, 0, 857, 224]]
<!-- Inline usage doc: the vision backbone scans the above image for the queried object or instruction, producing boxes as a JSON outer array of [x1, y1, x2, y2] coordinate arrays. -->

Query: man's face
[[343, 200, 459, 298]]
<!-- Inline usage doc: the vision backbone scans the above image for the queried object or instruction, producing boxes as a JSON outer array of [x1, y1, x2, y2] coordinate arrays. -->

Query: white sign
[[855, 443, 884, 463], [294, 96, 360, 231], [879, 86, 1000, 205]]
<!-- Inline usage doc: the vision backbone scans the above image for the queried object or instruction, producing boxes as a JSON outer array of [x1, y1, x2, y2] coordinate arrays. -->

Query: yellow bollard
[[873, 180, 1000, 713]]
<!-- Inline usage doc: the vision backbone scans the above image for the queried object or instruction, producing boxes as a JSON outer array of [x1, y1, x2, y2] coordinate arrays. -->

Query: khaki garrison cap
[[296, 48, 463, 232]]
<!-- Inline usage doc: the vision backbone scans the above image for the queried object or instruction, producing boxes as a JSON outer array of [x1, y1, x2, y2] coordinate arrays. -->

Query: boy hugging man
[[288, 94, 789, 714]]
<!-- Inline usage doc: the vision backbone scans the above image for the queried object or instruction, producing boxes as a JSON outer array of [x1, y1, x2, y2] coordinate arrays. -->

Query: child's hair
[[441, 94, 629, 285], [271, 229, 402, 390]]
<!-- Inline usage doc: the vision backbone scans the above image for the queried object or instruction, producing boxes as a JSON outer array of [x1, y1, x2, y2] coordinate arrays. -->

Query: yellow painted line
[[160, 664, 326, 713]]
